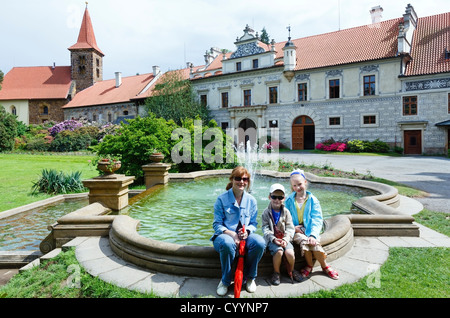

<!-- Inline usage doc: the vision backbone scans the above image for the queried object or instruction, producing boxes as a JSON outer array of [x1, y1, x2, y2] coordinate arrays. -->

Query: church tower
[[68, 4, 104, 93]]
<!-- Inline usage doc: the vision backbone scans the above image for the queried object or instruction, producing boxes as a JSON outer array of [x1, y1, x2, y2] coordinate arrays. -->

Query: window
[[244, 89, 251, 106], [11, 106, 17, 116], [403, 96, 417, 115], [329, 117, 341, 126], [200, 94, 207, 107], [236, 62, 242, 71], [269, 87, 278, 104], [221, 92, 229, 108], [448, 93, 450, 113], [252, 59, 258, 69], [329, 79, 340, 99], [269, 120, 278, 128], [298, 83, 307, 101], [364, 75, 376, 96], [363, 115, 376, 125], [221, 122, 229, 130]]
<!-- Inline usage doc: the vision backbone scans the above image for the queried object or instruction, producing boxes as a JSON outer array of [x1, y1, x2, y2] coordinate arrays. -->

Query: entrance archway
[[292, 115, 315, 150], [238, 118, 257, 148]]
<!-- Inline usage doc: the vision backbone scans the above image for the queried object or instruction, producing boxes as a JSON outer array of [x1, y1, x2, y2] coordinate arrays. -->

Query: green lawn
[[0, 153, 99, 212]]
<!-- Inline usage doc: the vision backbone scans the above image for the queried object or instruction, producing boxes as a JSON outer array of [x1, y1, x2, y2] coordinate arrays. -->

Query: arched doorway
[[292, 116, 315, 150], [238, 118, 257, 148]]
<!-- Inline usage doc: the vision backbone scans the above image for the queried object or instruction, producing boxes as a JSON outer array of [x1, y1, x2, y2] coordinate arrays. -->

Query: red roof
[[0, 66, 72, 100], [405, 12, 450, 76], [63, 73, 154, 108], [134, 68, 194, 99], [273, 18, 403, 71], [68, 7, 104, 56]]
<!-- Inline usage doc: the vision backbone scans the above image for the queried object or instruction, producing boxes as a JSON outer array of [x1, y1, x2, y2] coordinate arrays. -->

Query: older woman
[[211, 166, 266, 296]]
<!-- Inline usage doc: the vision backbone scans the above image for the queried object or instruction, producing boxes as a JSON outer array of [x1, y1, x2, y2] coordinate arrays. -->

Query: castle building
[[190, 5, 450, 155], [0, 5, 102, 125]]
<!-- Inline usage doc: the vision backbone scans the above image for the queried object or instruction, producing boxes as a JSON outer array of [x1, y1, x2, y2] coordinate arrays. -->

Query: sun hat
[[269, 183, 286, 195]]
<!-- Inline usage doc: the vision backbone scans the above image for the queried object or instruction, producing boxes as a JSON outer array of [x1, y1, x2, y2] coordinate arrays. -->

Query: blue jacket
[[211, 188, 258, 241], [284, 191, 323, 240]]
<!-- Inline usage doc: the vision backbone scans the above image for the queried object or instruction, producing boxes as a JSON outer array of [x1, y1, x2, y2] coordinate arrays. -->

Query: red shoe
[[322, 265, 339, 280]]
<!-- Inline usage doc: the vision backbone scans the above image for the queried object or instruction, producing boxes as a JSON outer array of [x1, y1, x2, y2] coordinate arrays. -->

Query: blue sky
[[1, 0, 449, 79]]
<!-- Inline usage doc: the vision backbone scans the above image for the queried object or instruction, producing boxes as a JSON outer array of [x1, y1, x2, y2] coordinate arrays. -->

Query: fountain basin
[[106, 169, 417, 277]]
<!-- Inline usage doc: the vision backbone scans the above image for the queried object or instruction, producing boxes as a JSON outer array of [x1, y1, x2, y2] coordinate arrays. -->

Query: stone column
[[82, 174, 135, 211], [142, 154, 172, 189]]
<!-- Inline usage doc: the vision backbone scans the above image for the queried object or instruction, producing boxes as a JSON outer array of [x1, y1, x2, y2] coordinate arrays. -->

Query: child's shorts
[[267, 240, 294, 256], [293, 233, 327, 257]]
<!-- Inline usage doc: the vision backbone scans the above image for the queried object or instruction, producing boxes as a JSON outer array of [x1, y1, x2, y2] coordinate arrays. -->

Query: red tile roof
[[63, 73, 154, 108], [68, 7, 104, 56], [405, 12, 450, 76], [134, 67, 193, 99], [279, 17, 402, 71], [0, 66, 72, 100]]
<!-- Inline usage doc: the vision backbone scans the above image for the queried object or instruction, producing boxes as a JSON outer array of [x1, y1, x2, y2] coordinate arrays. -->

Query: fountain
[[1, 145, 420, 277]]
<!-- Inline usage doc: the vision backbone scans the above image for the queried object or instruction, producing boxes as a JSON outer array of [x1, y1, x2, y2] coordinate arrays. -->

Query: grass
[[303, 247, 449, 298], [0, 248, 157, 298], [0, 153, 99, 212]]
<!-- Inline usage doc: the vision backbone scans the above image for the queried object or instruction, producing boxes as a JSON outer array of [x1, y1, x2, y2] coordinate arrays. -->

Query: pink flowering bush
[[316, 139, 348, 152]]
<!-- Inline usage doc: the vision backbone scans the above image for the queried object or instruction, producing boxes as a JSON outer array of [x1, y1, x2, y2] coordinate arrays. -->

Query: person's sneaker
[[216, 280, 228, 296], [246, 278, 257, 293], [270, 272, 281, 285]]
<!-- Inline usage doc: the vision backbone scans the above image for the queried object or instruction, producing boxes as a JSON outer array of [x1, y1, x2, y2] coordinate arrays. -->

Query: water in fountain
[[235, 140, 262, 192]]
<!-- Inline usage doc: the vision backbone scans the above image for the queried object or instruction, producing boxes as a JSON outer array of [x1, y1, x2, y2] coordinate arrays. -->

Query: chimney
[[398, 4, 418, 54], [152, 65, 160, 76], [370, 6, 383, 24], [115, 72, 122, 87]]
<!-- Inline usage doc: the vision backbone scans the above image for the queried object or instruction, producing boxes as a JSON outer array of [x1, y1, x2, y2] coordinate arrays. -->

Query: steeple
[[68, 3, 104, 56], [68, 3, 104, 93]]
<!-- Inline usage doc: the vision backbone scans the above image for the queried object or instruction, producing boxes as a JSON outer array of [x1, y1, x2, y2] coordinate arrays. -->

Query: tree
[[0, 105, 18, 152], [145, 70, 210, 125], [260, 27, 270, 44], [0, 69, 4, 90]]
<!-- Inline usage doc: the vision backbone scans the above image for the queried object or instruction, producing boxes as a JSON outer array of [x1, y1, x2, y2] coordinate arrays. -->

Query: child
[[262, 183, 302, 285], [284, 169, 339, 280]]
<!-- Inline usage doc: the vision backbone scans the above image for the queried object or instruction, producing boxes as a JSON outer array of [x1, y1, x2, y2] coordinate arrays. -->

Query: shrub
[[48, 120, 83, 137], [347, 139, 390, 153], [0, 105, 18, 152], [49, 130, 92, 152], [32, 169, 85, 195], [25, 137, 51, 151], [95, 114, 179, 183]]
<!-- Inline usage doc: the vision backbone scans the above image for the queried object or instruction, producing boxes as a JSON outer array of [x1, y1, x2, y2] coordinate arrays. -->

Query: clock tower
[[68, 4, 104, 93]]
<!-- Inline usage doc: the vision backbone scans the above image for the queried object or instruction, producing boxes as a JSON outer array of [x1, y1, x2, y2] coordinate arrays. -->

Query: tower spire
[[68, 4, 104, 56]]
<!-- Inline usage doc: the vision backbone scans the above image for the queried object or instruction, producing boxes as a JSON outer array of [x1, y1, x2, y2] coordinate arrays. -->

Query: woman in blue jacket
[[211, 166, 266, 296], [284, 169, 339, 280]]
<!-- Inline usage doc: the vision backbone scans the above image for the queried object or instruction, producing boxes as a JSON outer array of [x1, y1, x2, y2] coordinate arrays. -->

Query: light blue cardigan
[[284, 191, 323, 240]]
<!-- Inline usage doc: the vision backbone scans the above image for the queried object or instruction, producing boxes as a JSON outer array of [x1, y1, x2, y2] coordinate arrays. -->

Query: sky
[[1, 0, 449, 79]]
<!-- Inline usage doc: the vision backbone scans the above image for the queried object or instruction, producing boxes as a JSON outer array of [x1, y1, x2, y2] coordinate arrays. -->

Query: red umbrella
[[234, 225, 246, 298]]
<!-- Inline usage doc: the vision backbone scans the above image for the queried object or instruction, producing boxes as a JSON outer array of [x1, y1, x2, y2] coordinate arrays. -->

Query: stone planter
[[149, 153, 164, 163], [97, 159, 121, 175]]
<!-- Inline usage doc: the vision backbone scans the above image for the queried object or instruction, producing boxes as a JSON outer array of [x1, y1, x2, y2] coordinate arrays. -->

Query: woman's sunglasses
[[270, 195, 285, 200], [234, 176, 250, 182]]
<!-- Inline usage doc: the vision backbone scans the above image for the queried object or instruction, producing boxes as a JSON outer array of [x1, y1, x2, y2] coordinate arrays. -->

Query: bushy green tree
[[95, 114, 178, 183], [260, 27, 270, 44], [145, 70, 209, 125], [0, 105, 18, 152]]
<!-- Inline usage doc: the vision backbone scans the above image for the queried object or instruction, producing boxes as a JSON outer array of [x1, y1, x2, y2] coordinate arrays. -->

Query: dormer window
[[445, 48, 450, 60]]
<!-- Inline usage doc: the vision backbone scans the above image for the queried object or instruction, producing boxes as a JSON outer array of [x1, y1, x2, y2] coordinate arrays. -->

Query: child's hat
[[269, 183, 286, 194]]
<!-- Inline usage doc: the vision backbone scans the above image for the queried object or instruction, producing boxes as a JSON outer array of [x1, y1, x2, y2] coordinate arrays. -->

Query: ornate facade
[[191, 5, 450, 155]]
